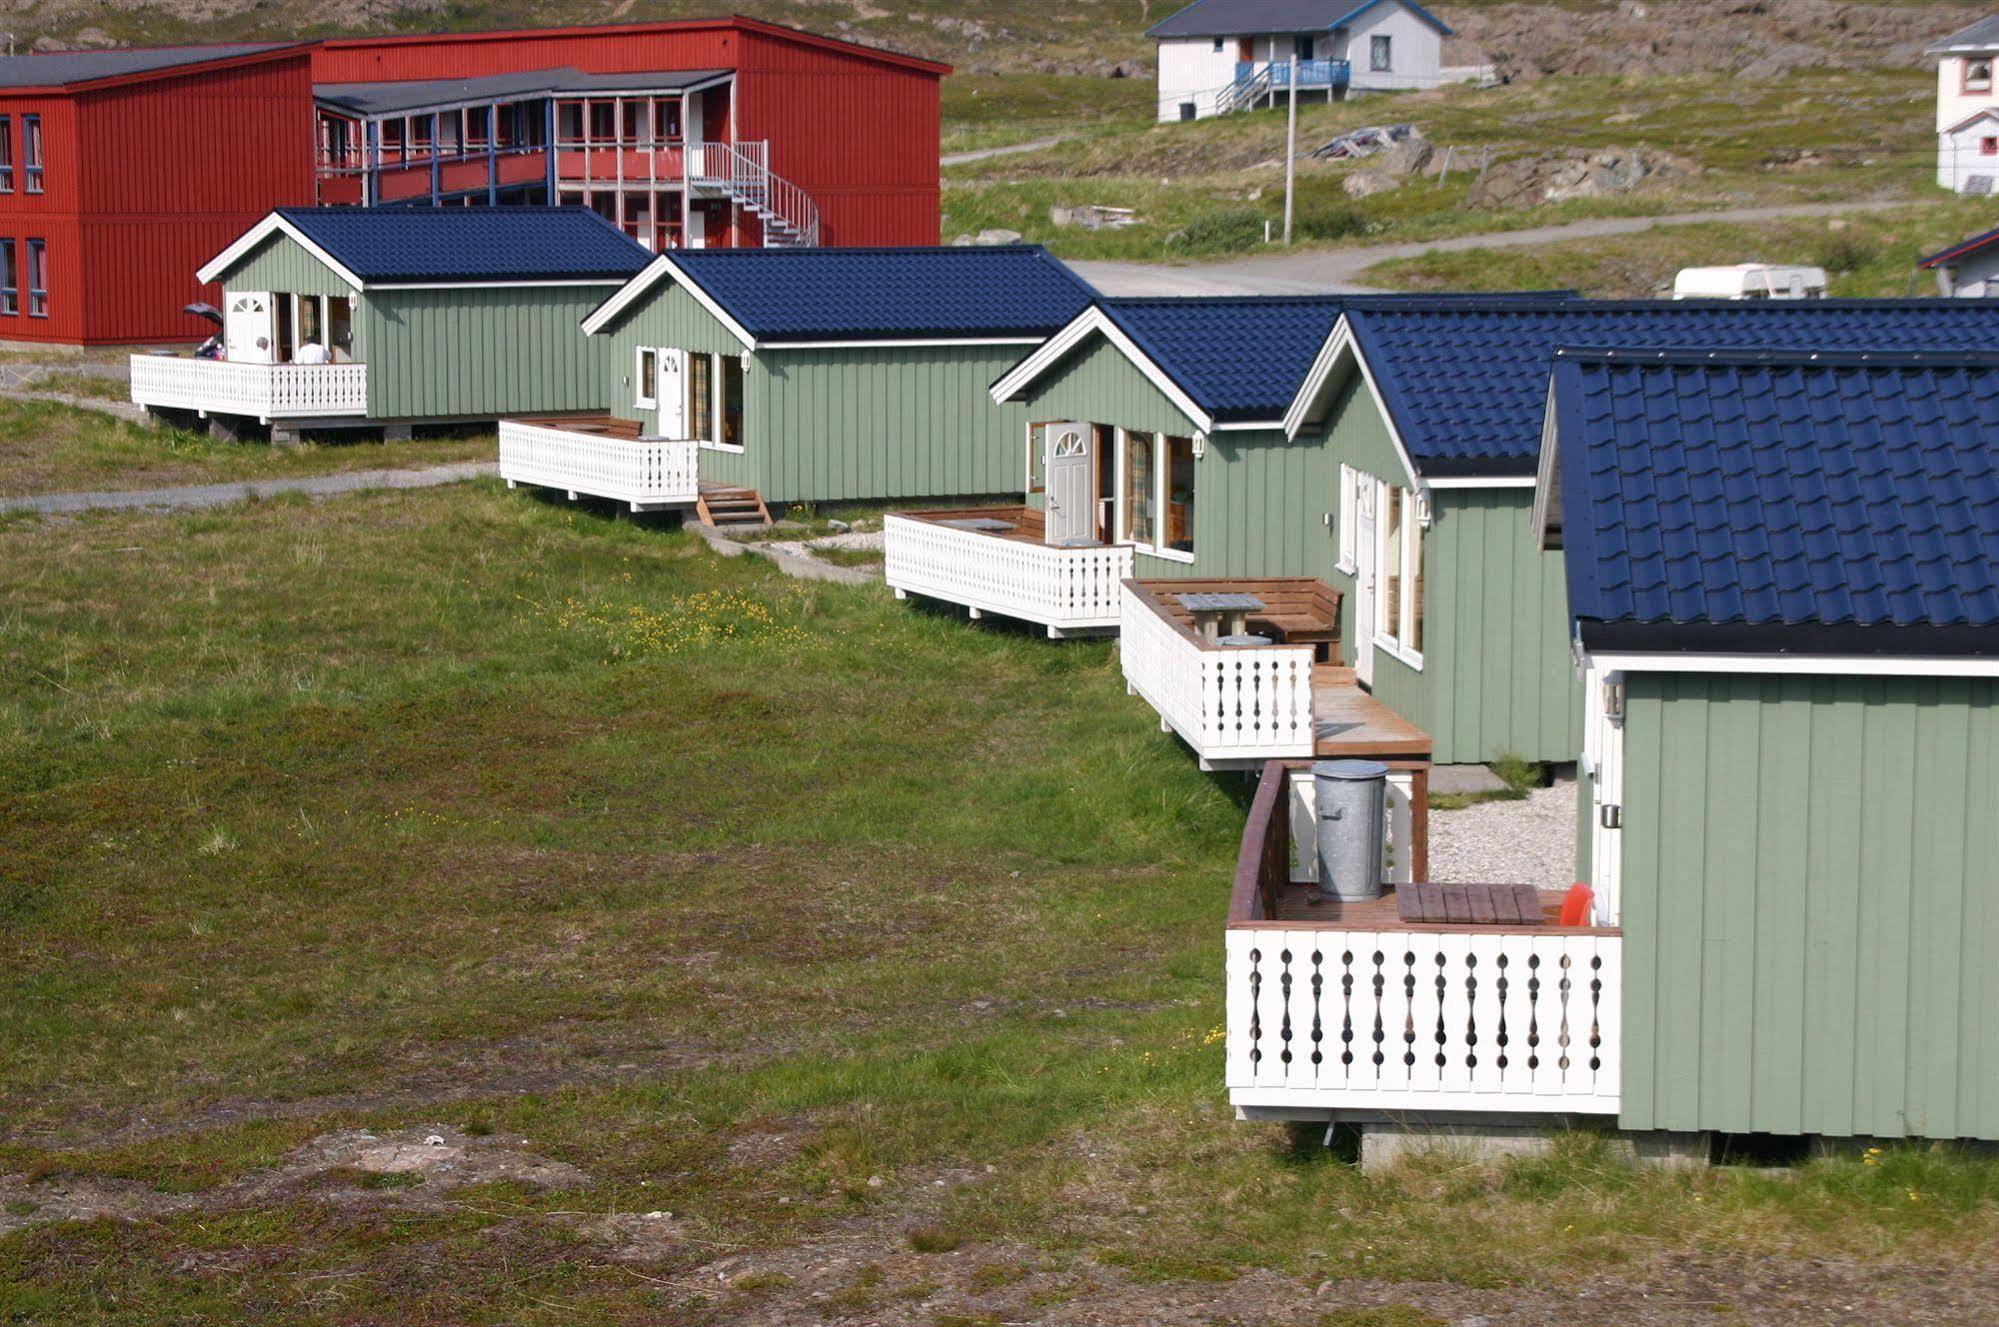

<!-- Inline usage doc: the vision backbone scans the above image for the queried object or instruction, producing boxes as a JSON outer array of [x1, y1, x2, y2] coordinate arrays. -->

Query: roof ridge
[[1554, 347, 1999, 367]]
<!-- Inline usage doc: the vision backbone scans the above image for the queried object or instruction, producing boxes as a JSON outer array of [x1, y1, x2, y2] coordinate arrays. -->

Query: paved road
[[1074, 198, 1914, 297], [2, 460, 495, 515], [940, 134, 1077, 167]]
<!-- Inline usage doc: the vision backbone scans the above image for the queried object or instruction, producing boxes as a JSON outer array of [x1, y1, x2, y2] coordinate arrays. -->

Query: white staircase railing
[[687, 140, 821, 247]]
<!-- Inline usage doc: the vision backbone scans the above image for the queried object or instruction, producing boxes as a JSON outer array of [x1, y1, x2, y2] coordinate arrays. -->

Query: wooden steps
[[697, 485, 772, 529]]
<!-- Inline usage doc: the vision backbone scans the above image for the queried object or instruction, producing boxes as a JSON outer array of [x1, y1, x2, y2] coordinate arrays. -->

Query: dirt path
[[1074, 198, 1914, 296], [0, 460, 495, 515], [941, 133, 1079, 167]]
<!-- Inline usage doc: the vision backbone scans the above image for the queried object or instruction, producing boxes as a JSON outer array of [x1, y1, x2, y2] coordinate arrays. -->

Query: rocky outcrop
[[1464, 147, 1695, 208]]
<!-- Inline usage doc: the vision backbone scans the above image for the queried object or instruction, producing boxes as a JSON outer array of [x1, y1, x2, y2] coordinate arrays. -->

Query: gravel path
[[941, 134, 1078, 167], [1074, 197, 1912, 296], [0, 460, 495, 515], [1427, 779, 1578, 889]]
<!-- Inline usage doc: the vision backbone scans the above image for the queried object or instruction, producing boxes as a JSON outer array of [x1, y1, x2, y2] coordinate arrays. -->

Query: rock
[[1343, 170, 1400, 199], [1465, 147, 1692, 209], [973, 227, 1024, 246], [950, 234, 975, 246], [1377, 136, 1434, 177], [1049, 204, 1073, 227]]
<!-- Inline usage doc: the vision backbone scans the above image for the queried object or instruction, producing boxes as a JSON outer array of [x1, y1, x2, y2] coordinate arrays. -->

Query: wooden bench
[[1248, 581, 1342, 660]]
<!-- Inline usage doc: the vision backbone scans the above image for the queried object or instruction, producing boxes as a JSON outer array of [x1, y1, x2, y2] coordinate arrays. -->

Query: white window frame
[[1370, 479, 1424, 671], [1336, 463, 1357, 573], [1370, 34, 1393, 72], [695, 350, 745, 455], [635, 346, 659, 410], [1112, 425, 1197, 564]]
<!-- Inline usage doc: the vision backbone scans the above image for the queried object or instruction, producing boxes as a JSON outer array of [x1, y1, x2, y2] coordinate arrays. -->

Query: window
[[635, 347, 659, 409], [589, 101, 617, 142], [22, 114, 41, 193], [719, 354, 744, 449], [1982, 136, 1997, 156], [0, 239, 15, 315], [0, 117, 13, 193], [1969, 58, 1994, 93], [1165, 434, 1196, 554], [557, 101, 584, 144], [1212, 36, 1224, 53], [1370, 35, 1393, 72], [1373, 481, 1424, 661], [379, 118, 404, 163], [1294, 34, 1315, 61], [1115, 429, 1199, 560], [655, 101, 681, 141], [1336, 463, 1357, 572], [688, 350, 713, 442], [26, 239, 46, 317], [464, 106, 489, 150], [1122, 429, 1155, 546]]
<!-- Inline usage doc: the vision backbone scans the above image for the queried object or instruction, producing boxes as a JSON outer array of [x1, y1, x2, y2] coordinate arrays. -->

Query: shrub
[[1171, 207, 1266, 255], [1816, 234, 1872, 276], [1295, 197, 1369, 242]]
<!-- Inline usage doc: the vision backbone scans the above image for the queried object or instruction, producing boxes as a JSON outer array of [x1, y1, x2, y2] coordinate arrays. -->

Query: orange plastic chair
[[1559, 882, 1594, 927]]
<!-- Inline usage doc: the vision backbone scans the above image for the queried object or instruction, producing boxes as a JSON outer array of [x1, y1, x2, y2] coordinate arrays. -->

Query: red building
[[0, 18, 947, 345]]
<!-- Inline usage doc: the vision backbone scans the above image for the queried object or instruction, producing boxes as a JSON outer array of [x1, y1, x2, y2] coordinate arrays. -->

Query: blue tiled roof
[[273, 207, 650, 284], [667, 246, 1098, 342], [1919, 223, 1999, 269], [1344, 299, 1999, 476], [1102, 296, 1351, 423], [1554, 350, 1999, 653]]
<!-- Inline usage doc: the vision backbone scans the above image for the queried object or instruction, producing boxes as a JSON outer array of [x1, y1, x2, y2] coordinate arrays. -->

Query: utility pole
[[1283, 59, 1298, 245]]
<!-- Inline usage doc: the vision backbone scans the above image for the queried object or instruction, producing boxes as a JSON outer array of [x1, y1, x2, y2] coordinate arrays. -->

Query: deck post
[[487, 99, 500, 205], [430, 112, 443, 204]]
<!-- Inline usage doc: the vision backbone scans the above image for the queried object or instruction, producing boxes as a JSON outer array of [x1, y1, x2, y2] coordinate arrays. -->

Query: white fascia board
[[1284, 320, 1423, 491], [988, 306, 1213, 433], [1529, 382, 1563, 546], [761, 336, 1046, 350], [579, 255, 757, 349], [1586, 651, 1999, 679], [1429, 475, 1537, 489], [198, 213, 365, 290], [1211, 419, 1285, 431]]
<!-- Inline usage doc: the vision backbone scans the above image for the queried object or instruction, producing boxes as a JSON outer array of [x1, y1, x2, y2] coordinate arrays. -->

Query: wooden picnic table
[[1395, 881, 1544, 926], [1176, 591, 1266, 640]]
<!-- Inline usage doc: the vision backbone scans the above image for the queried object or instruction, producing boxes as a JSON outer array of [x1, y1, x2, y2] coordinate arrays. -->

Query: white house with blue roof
[[499, 245, 1098, 522], [1148, 0, 1454, 121], [130, 206, 650, 441]]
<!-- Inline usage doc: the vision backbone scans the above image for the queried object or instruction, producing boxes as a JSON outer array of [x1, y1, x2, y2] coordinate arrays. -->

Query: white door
[[656, 349, 688, 438], [1352, 478, 1378, 686], [1044, 423, 1093, 544], [1584, 664, 1625, 924], [225, 293, 275, 364], [685, 206, 706, 250]]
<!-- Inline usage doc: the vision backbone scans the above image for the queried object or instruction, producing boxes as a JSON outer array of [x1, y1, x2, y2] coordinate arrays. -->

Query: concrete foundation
[[1342, 1115, 1709, 1172]]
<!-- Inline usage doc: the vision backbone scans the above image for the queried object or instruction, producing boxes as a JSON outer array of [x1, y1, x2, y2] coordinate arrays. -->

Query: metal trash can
[[1216, 633, 1272, 646], [1313, 758, 1388, 903]]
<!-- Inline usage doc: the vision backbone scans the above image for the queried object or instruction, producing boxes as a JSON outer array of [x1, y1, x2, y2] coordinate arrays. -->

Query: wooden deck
[[511, 413, 643, 439], [1264, 883, 1615, 935], [901, 505, 1053, 545], [1312, 665, 1432, 759]]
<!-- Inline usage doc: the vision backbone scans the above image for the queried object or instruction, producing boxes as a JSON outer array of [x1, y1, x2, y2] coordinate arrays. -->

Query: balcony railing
[[129, 355, 369, 422], [498, 417, 700, 511], [1119, 579, 1321, 766], [1226, 762, 1622, 1118], [884, 508, 1133, 637], [1237, 58, 1352, 87]]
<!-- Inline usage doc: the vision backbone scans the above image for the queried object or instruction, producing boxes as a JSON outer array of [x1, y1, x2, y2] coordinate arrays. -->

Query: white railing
[[686, 139, 821, 247], [884, 512, 1133, 636], [1119, 581, 1316, 765], [497, 419, 700, 511], [1226, 925, 1622, 1115], [129, 355, 369, 421]]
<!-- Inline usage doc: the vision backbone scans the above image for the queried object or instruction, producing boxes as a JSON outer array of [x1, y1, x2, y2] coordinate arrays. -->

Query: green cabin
[[570, 245, 1098, 510], [131, 207, 650, 437], [1545, 349, 1999, 1140]]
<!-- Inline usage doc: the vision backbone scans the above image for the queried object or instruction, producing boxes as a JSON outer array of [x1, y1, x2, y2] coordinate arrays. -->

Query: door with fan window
[[1044, 423, 1093, 545]]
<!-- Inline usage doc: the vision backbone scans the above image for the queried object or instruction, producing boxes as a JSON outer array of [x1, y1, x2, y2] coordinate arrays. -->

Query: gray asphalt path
[[2, 461, 495, 515], [940, 134, 1077, 167], [1074, 198, 1913, 296]]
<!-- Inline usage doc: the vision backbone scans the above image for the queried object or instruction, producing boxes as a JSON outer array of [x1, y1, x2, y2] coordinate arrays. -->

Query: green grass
[[0, 399, 493, 498], [945, 66, 1944, 261], [3, 483, 1998, 1322], [942, 74, 1154, 155], [1361, 198, 1999, 297]]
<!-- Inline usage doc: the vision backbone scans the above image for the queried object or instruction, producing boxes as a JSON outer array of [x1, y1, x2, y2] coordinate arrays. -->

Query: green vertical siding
[[595, 282, 1034, 504], [753, 346, 1034, 504], [358, 286, 617, 422], [1620, 673, 1999, 1139], [1026, 335, 1204, 437], [215, 233, 352, 299]]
